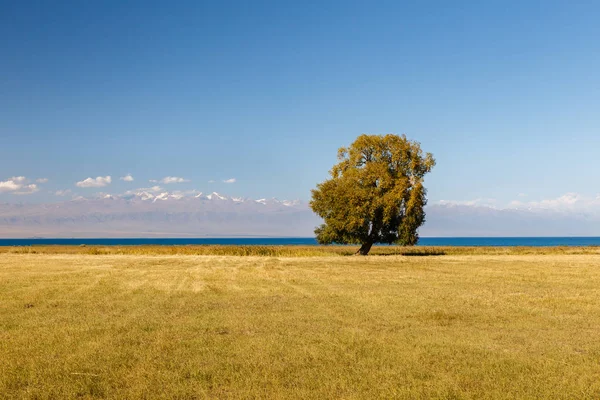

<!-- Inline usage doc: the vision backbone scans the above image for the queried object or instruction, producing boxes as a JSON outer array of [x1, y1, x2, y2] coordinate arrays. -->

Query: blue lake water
[[1, 237, 600, 247]]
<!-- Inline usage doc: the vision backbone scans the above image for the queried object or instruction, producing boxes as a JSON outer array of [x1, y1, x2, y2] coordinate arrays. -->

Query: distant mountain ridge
[[2, 192, 600, 238], [424, 203, 600, 237], [0, 192, 319, 238]]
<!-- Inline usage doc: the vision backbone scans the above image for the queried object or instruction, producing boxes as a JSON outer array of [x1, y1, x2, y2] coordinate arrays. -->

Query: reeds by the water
[[2, 244, 600, 257]]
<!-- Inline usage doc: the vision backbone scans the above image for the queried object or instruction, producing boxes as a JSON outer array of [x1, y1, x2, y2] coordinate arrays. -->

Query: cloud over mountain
[[0, 176, 41, 195], [76, 176, 112, 188], [13, 184, 39, 195], [0, 178, 23, 192], [149, 176, 189, 184]]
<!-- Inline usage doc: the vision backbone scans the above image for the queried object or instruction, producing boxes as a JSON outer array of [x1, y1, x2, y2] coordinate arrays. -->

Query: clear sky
[[2, 1, 600, 206]]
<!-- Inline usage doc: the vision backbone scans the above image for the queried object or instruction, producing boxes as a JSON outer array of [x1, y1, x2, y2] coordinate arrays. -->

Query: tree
[[310, 134, 435, 255]]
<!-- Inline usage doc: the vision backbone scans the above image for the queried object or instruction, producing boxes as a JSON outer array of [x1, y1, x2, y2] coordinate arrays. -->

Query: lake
[[2, 237, 600, 247]]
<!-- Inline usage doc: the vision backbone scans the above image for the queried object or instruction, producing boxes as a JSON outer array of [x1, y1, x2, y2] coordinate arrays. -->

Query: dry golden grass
[[1, 252, 600, 398], [2, 244, 600, 257]]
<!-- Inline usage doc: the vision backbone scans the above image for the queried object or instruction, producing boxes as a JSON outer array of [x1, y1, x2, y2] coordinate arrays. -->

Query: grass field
[[2, 248, 600, 398], [3, 244, 600, 256]]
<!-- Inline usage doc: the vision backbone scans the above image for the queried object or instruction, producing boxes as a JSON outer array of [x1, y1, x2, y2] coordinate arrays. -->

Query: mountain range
[[1, 191, 599, 238], [0, 192, 316, 238]]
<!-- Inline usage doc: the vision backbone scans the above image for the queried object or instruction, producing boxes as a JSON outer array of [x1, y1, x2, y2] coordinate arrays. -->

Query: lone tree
[[310, 134, 435, 255]]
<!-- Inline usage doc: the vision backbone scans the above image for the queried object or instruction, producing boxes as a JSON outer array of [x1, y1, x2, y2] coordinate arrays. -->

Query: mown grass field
[[2, 247, 600, 399]]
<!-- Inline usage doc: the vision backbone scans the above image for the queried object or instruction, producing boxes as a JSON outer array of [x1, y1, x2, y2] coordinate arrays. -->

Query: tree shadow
[[377, 250, 446, 257]]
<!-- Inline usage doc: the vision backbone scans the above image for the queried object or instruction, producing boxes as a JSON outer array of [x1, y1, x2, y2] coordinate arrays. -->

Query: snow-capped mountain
[[118, 190, 298, 206], [3, 191, 599, 238], [0, 192, 319, 238], [204, 192, 227, 201]]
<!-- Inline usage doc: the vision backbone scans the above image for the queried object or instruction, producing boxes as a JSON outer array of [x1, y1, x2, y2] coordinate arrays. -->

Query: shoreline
[[2, 244, 600, 257]]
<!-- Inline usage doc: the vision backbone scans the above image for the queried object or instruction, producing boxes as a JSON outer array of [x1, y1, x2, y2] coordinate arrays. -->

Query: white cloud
[[124, 186, 163, 195], [437, 192, 600, 215], [208, 180, 215, 183], [508, 193, 600, 212], [120, 174, 134, 182], [0, 176, 38, 194], [152, 176, 189, 184], [14, 184, 39, 195], [0, 179, 22, 192], [436, 198, 497, 208], [55, 189, 72, 196], [76, 176, 112, 188], [36, 178, 49, 183], [223, 178, 236, 184]]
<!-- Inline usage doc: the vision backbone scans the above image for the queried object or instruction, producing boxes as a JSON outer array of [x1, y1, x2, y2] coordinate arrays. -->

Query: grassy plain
[[1, 247, 600, 399]]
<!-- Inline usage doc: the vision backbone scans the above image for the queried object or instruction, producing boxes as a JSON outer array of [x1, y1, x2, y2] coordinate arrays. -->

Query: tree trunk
[[355, 241, 373, 256]]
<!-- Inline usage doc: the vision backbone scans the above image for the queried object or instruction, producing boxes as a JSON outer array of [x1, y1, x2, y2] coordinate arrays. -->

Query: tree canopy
[[310, 134, 435, 255]]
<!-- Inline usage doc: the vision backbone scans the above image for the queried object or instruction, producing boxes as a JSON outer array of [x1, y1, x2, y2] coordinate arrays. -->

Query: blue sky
[[2, 1, 600, 207]]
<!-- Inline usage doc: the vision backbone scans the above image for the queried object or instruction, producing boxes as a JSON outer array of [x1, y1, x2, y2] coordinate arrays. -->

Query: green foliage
[[310, 134, 435, 253]]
